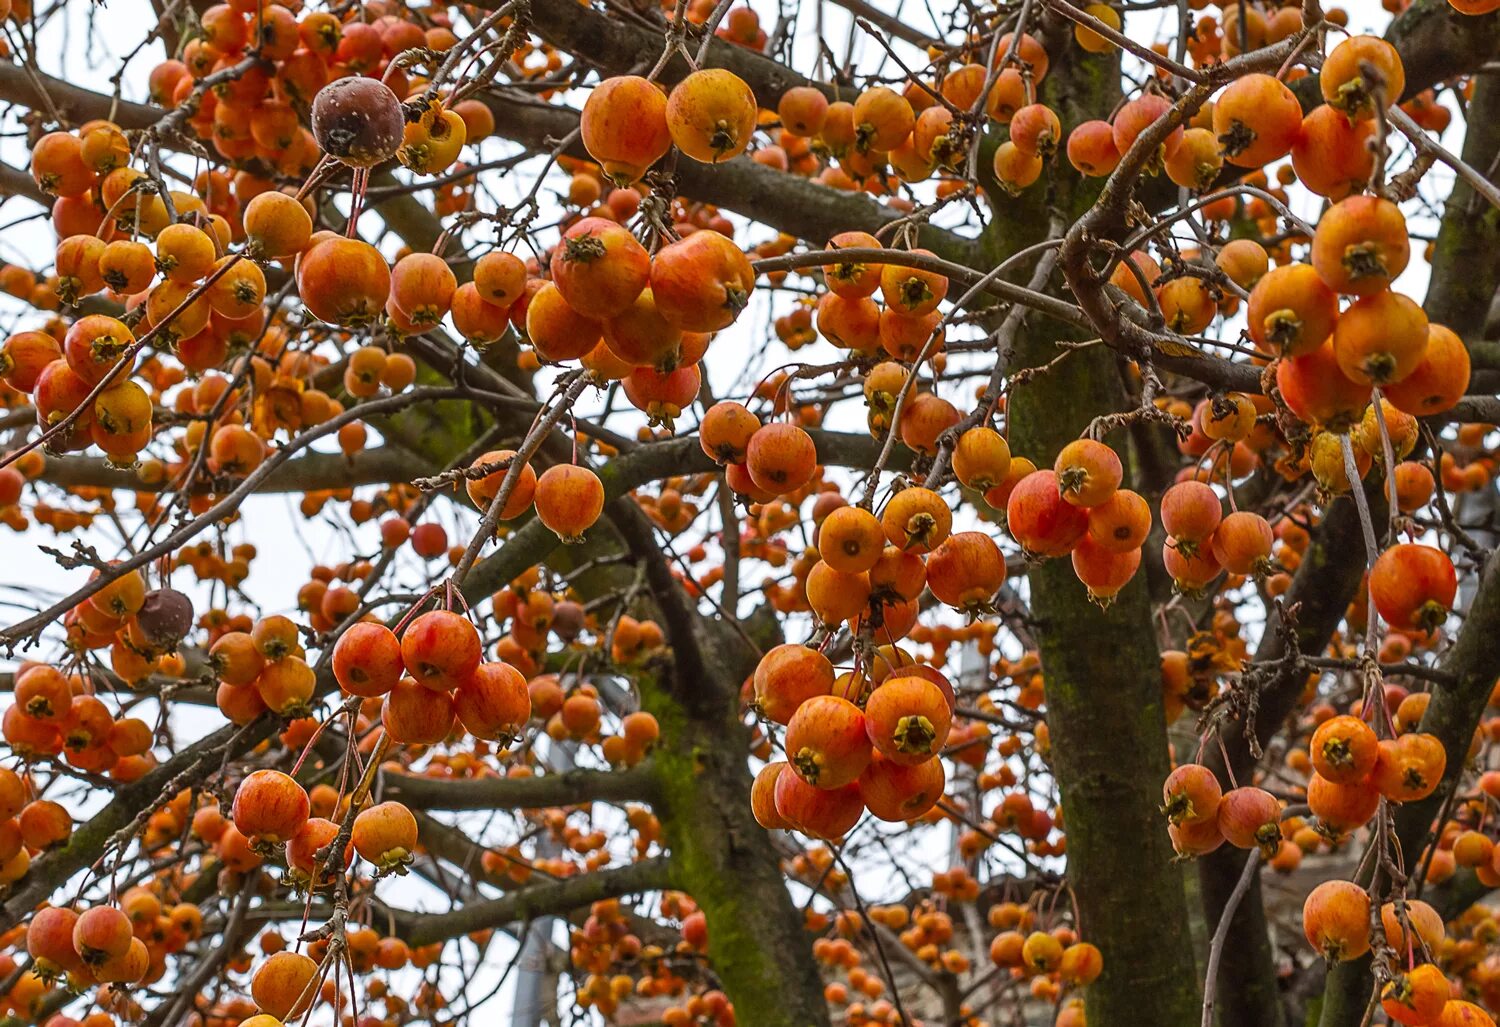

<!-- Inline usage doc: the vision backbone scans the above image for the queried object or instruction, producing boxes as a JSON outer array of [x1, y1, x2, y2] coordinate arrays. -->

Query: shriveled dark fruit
[[551, 600, 586, 642], [135, 588, 194, 651], [311, 78, 405, 168]]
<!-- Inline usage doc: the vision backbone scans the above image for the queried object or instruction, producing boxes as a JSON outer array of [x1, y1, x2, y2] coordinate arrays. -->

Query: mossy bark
[[369, 358, 491, 465], [640, 667, 833, 1027], [976, 22, 1199, 1027], [1006, 322, 1201, 1027], [586, 493, 831, 1027]]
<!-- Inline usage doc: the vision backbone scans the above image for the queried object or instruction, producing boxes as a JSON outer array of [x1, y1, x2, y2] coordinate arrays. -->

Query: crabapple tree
[[1, 0, 1500, 1026]]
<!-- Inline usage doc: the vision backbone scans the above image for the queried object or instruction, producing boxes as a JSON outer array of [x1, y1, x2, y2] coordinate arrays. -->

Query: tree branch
[[35, 446, 427, 494], [384, 763, 660, 810], [0, 715, 277, 934], [399, 856, 675, 947]]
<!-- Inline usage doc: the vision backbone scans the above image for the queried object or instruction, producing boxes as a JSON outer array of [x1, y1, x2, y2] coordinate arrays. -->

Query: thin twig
[[1202, 849, 1261, 1027]]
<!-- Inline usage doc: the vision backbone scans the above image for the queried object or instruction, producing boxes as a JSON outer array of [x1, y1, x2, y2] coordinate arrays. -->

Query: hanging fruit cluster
[[3, 0, 1500, 1024]]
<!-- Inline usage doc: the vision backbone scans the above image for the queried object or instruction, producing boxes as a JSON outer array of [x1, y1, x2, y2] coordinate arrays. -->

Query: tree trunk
[[1424, 74, 1500, 337], [1006, 321, 1201, 1026], [968, 21, 1200, 1025], [604, 490, 830, 1027], [642, 665, 833, 1027]]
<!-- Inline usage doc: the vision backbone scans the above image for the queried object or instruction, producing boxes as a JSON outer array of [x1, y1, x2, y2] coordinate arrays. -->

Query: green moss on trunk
[[978, 29, 1199, 1027], [369, 359, 488, 465], [1007, 327, 1201, 1027], [639, 670, 832, 1027]]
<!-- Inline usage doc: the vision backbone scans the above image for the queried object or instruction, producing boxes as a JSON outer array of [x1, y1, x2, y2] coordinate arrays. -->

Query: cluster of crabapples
[[4, 4, 773, 505], [802, 889, 1102, 1027], [287, 61, 768, 425], [1147, 679, 1500, 1027], [4, 0, 1500, 1022], [1089, 35, 1474, 429], [276, 65, 763, 428], [212, 590, 661, 757], [569, 894, 762, 1024], [725, 432, 1140, 835], [5, 104, 409, 482], [4, 584, 670, 1020], [1160, 674, 1500, 1024], [1154, 539, 1476, 1027], [1164, 691, 1451, 865], [6, 777, 449, 1026], [1299, 871, 1497, 1027], [782, 847, 1106, 1025], [574, 9, 1487, 218]]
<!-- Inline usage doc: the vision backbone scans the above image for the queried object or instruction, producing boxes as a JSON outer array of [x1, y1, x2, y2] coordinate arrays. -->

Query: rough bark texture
[[1396, 551, 1500, 874], [571, 491, 832, 1027], [1004, 300, 1200, 1024], [644, 672, 834, 1027], [975, 24, 1199, 1026], [1424, 74, 1500, 338]]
